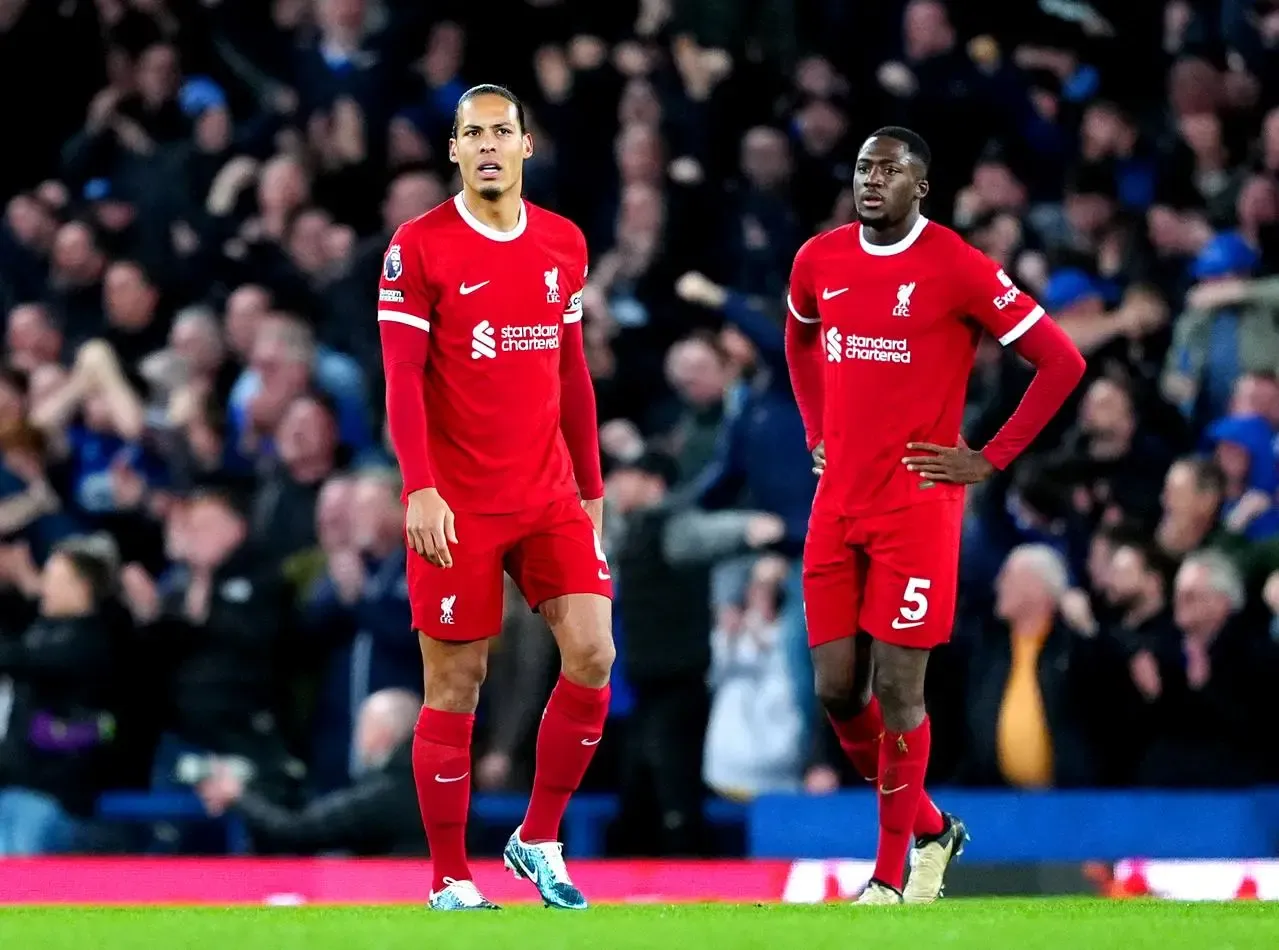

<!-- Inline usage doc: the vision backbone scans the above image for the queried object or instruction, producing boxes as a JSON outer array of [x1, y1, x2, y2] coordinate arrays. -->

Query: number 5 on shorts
[[894, 576, 931, 628]]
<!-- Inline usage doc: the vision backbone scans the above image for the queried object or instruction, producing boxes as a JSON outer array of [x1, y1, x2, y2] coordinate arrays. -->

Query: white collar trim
[[453, 192, 527, 242], [859, 215, 929, 256]]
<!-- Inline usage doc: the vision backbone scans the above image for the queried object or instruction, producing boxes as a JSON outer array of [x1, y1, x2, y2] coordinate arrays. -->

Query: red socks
[[522, 674, 610, 842], [827, 697, 945, 840], [412, 707, 474, 891], [411, 677, 608, 889], [874, 716, 935, 889]]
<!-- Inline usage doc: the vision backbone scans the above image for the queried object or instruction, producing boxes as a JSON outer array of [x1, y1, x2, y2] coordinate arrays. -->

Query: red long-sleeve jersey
[[378, 194, 604, 513], [785, 216, 1085, 517]]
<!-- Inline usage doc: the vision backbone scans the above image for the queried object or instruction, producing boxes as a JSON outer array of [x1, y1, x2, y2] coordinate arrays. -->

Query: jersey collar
[[453, 192, 527, 242], [859, 214, 929, 256]]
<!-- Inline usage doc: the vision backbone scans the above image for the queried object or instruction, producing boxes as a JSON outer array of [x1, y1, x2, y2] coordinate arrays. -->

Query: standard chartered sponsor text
[[846, 335, 911, 363], [501, 324, 560, 351]]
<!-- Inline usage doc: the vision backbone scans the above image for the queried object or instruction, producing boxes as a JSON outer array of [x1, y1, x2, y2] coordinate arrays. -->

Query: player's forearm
[[981, 317, 1086, 470], [559, 323, 605, 499], [784, 317, 825, 451], [379, 323, 435, 494], [1055, 313, 1126, 355]]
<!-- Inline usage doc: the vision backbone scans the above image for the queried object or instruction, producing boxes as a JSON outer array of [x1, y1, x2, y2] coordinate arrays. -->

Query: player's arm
[[559, 237, 606, 530], [784, 238, 825, 453], [963, 254, 1087, 470], [377, 231, 457, 567], [229, 775, 409, 852]]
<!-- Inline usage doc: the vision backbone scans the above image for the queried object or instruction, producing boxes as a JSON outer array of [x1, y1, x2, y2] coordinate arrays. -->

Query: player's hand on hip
[[581, 496, 604, 536], [406, 487, 458, 568], [903, 438, 995, 486], [811, 441, 826, 476]]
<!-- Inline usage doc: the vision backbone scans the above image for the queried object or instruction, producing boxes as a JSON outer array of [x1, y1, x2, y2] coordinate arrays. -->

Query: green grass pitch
[[2, 900, 1276, 950]]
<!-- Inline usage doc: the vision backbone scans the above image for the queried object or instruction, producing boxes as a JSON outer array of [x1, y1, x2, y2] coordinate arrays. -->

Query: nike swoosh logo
[[822, 288, 849, 300], [598, 569, 611, 581], [434, 772, 469, 783], [891, 618, 924, 630], [513, 852, 539, 886], [581, 737, 601, 746], [880, 783, 908, 795], [459, 281, 490, 295]]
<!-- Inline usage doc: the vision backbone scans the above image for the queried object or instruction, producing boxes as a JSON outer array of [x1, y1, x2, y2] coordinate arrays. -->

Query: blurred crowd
[[1, 0, 1278, 858]]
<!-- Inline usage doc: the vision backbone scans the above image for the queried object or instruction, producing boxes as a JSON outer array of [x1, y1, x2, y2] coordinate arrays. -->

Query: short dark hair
[[452, 84, 526, 138], [867, 126, 931, 174], [1178, 455, 1227, 496], [54, 534, 121, 606], [1094, 519, 1147, 551], [1115, 539, 1177, 590]]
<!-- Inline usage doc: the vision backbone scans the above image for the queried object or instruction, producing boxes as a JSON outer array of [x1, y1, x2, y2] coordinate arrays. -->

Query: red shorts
[[408, 496, 612, 641], [802, 497, 963, 650]]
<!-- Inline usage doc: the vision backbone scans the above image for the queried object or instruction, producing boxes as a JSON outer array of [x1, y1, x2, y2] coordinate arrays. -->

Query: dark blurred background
[[0, 0, 1277, 861]]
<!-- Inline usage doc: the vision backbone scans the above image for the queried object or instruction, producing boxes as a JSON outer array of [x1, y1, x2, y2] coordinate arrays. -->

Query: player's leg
[[407, 531, 504, 910], [504, 499, 614, 909], [858, 500, 966, 904], [805, 515, 882, 787]]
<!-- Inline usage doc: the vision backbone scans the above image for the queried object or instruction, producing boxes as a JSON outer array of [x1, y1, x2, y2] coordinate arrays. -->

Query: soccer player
[[377, 85, 613, 911], [785, 127, 1086, 905]]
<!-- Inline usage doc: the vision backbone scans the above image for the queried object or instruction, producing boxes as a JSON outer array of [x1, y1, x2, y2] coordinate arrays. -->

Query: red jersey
[[377, 194, 589, 514], [787, 216, 1045, 518]]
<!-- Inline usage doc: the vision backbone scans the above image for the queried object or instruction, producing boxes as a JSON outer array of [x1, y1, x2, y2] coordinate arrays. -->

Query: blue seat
[[471, 793, 748, 857], [96, 790, 251, 854]]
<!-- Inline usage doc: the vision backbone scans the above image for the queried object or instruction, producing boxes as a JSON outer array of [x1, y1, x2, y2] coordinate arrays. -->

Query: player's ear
[[447, 137, 458, 165], [522, 132, 534, 160], [915, 178, 930, 201]]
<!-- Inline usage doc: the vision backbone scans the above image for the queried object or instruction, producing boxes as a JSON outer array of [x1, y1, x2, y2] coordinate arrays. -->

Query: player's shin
[[873, 716, 934, 891], [412, 707, 475, 891], [826, 696, 945, 838], [522, 674, 610, 842]]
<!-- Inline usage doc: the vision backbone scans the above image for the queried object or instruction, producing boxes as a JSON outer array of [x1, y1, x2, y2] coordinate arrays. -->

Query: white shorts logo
[[471, 321, 496, 359], [825, 327, 843, 362], [440, 595, 456, 624], [594, 530, 610, 581]]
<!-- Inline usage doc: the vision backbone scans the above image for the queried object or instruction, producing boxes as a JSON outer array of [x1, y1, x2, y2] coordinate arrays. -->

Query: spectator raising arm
[[28, 341, 145, 446]]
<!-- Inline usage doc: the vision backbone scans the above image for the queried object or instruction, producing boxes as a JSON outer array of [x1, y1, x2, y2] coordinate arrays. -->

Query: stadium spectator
[[703, 554, 805, 798], [120, 487, 295, 798], [607, 450, 784, 854], [1136, 550, 1279, 786], [301, 468, 420, 795], [954, 544, 1127, 788], [197, 688, 424, 855], [0, 534, 128, 855]]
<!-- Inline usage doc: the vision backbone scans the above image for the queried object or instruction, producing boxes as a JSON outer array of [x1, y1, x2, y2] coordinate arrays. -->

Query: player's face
[[853, 137, 927, 227], [449, 95, 533, 200]]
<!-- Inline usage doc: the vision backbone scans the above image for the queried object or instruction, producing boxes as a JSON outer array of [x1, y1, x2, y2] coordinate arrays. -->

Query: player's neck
[[862, 208, 921, 247], [460, 186, 524, 234]]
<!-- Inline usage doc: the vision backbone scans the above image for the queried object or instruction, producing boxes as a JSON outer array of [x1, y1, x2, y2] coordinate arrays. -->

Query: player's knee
[[811, 640, 871, 719], [873, 667, 926, 731], [420, 638, 488, 713], [562, 634, 615, 688], [813, 662, 858, 718]]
